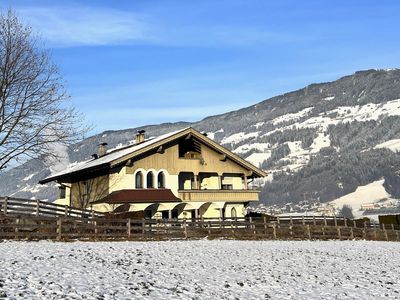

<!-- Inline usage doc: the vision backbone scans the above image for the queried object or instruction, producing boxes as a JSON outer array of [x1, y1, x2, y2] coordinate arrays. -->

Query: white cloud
[[17, 6, 151, 47], [12, 4, 303, 48]]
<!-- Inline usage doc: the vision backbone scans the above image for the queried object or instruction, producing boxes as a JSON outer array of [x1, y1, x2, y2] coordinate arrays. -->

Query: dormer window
[[59, 186, 66, 198], [179, 136, 201, 159]]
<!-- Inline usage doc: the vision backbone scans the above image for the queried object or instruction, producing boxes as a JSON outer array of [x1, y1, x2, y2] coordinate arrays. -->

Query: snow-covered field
[[0, 240, 399, 299]]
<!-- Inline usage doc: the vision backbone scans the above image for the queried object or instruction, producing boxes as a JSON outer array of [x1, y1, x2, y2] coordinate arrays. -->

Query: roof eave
[[39, 163, 110, 184]]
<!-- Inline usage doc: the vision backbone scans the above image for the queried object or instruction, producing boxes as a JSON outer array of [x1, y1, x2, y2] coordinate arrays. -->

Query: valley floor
[[0, 240, 399, 299]]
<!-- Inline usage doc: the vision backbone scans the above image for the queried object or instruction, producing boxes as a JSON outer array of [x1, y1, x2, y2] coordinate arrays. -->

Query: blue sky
[[2, 1, 400, 134]]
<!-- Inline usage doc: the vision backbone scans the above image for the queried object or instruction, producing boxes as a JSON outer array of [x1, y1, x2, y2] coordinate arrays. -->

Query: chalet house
[[40, 127, 267, 219]]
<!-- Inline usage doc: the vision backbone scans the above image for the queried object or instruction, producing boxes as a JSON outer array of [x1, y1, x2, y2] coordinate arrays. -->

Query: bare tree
[[340, 204, 354, 219], [0, 10, 87, 171]]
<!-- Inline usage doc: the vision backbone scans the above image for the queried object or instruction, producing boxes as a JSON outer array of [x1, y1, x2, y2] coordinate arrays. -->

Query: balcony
[[178, 189, 260, 202]]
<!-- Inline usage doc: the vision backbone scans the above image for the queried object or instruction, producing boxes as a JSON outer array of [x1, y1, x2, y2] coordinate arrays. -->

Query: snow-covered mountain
[[2, 69, 400, 208]]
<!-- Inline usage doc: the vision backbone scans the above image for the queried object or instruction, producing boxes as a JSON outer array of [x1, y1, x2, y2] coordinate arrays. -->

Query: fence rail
[[1, 197, 399, 241], [0, 197, 105, 219], [0, 214, 399, 241]]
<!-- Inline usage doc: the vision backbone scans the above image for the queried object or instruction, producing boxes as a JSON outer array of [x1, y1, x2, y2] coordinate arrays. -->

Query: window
[[59, 186, 66, 199], [82, 181, 90, 195], [178, 137, 201, 159], [222, 184, 233, 190], [158, 172, 165, 188], [147, 172, 154, 188], [135, 172, 143, 189], [231, 207, 237, 218]]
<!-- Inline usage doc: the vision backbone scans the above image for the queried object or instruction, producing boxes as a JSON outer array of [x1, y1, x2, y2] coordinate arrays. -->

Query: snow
[[271, 107, 314, 125], [310, 132, 330, 153], [233, 143, 271, 154], [23, 174, 35, 181], [322, 96, 335, 101], [328, 99, 400, 123], [0, 240, 399, 299], [245, 152, 271, 167], [375, 139, 400, 152], [330, 180, 391, 218], [276, 99, 400, 133], [221, 131, 259, 145], [207, 128, 224, 140]]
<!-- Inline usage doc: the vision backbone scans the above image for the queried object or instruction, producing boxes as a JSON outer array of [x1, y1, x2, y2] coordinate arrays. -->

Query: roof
[[91, 189, 181, 204], [40, 127, 267, 184]]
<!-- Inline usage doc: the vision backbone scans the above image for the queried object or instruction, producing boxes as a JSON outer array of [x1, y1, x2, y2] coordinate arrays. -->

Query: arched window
[[135, 172, 143, 189], [158, 172, 165, 188], [231, 207, 237, 219], [147, 172, 154, 188]]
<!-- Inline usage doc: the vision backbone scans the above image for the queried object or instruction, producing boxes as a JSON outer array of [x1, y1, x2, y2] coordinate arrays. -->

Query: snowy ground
[[0, 240, 399, 299]]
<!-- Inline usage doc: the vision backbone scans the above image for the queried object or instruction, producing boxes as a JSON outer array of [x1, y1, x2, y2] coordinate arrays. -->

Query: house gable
[[112, 128, 266, 178]]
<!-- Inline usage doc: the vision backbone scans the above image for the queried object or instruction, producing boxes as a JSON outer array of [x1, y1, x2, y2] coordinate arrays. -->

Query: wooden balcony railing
[[178, 189, 260, 202]]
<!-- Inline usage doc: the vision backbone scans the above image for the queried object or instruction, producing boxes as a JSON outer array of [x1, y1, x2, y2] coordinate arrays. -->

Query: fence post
[[208, 221, 211, 236], [324, 216, 327, 226], [273, 223, 277, 239], [36, 200, 40, 216], [363, 221, 367, 239], [277, 216, 280, 228], [4, 197, 8, 215], [94, 220, 98, 238], [183, 218, 188, 239], [163, 218, 168, 235], [344, 217, 347, 227], [127, 218, 131, 238], [383, 223, 388, 241], [57, 217, 62, 241], [307, 224, 311, 240], [15, 217, 19, 239], [263, 216, 267, 236], [141, 219, 145, 237], [374, 223, 377, 240], [334, 216, 337, 227], [337, 227, 341, 240], [64, 205, 68, 217], [302, 216, 305, 226], [350, 227, 354, 240], [313, 216, 316, 226]]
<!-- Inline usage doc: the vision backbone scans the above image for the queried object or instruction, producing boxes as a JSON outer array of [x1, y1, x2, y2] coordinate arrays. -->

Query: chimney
[[98, 142, 108, 157], [135, 130, 146, 144]]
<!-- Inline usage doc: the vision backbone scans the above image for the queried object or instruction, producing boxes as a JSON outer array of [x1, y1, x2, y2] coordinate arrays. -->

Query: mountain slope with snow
[[1, 69, 400, 207]]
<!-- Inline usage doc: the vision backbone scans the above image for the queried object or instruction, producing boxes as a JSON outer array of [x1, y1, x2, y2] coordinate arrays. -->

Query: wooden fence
[[1, 197, 399, 241], [0, 214, 399, 241], [0, 197, 104, 219]]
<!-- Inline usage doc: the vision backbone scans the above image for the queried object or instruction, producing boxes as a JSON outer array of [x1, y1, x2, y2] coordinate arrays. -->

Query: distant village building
[[40, 127, 267, 219]]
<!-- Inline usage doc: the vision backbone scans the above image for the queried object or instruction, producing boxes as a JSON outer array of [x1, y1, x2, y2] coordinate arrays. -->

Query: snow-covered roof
[[40, 128, 190, 183]]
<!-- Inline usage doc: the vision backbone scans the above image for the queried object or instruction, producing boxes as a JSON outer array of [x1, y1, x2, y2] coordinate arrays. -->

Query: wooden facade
[[40, 127, 267, 219]]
